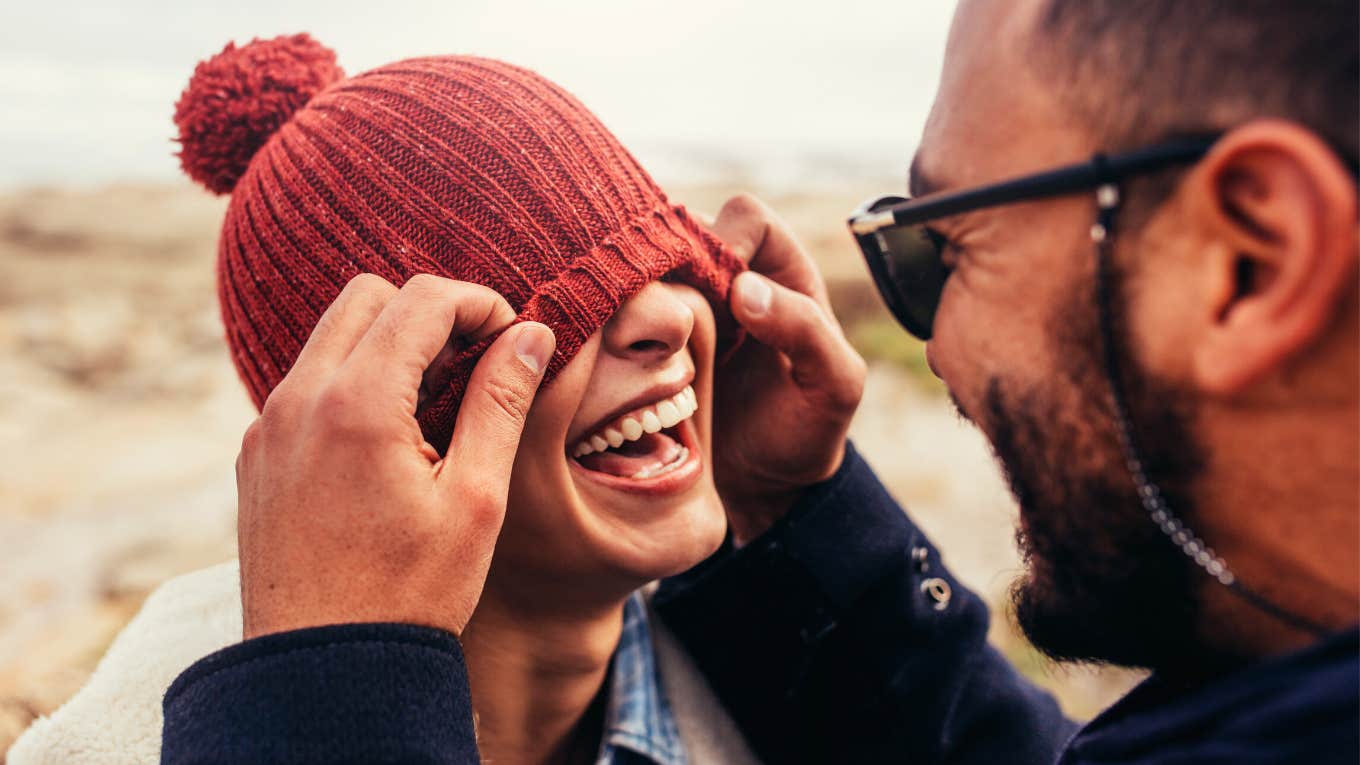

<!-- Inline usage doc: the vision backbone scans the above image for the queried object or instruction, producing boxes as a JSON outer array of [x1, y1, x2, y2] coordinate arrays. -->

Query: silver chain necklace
[[1089, 177, 1328, 638]]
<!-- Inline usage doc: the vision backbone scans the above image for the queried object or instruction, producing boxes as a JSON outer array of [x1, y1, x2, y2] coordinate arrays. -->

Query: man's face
[[917, 0, 1201, 668]]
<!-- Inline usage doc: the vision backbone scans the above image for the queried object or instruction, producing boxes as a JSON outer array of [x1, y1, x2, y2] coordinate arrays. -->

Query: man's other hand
[[234, 274, 555, 639], [710, 194, 867, 545]]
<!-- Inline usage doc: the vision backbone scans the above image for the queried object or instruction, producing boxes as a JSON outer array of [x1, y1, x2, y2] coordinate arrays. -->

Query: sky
[[0, 0, 957, 190]]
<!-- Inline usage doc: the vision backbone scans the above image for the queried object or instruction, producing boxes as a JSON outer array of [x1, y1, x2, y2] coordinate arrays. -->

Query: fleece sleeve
[[160, 623, 477, 764], [654, 443, 1078, 764]]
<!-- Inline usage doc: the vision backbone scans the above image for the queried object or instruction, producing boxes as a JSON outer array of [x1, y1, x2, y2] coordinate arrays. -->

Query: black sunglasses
[[847, 135, 1221, 340]]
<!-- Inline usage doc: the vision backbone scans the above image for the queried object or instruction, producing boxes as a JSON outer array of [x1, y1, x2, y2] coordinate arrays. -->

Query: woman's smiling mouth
[[567, 385, 703, 494]]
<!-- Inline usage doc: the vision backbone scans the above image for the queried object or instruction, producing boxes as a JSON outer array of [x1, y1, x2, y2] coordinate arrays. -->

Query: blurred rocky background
[[0, 180, 1144, 754]]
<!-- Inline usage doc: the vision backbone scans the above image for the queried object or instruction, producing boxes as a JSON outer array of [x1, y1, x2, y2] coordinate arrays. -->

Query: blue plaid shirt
[[596, 592, 687, 765]]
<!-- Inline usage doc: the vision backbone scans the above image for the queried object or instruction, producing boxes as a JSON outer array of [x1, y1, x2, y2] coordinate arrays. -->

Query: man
[[162, 0, 1357, 762]]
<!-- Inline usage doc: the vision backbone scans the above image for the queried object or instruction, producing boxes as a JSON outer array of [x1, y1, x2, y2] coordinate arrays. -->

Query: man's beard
[[971, 262, 1206, 671]]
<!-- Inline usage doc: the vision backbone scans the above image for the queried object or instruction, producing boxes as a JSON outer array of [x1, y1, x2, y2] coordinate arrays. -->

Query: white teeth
[[620, 417, 643, 441], [569, 385, 701, 458], [641, 410, 662, 433], [676, 388, 696, 416], [657, 401, 681, 428]]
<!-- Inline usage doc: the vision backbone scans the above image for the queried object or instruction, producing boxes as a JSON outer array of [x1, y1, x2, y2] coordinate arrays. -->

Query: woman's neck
[[460, 575, 631, 765]]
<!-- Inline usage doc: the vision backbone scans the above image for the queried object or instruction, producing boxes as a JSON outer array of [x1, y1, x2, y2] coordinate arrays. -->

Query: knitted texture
[[175, 34, 344, 194], [174, 35, 745, 451]]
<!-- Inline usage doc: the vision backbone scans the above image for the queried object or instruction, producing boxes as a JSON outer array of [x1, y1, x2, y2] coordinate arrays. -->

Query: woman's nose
[[601, 282, 694, 364]]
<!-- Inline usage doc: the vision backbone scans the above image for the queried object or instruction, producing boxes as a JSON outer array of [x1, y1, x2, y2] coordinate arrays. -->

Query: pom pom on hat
[[174, 33, 344, 194]]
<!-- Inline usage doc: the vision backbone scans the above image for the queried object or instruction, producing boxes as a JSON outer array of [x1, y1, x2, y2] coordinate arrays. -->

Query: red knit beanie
[[174, 34, 744, 451]]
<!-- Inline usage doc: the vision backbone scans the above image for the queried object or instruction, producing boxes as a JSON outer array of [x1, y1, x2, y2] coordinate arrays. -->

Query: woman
[[7, 34, 761, 764]]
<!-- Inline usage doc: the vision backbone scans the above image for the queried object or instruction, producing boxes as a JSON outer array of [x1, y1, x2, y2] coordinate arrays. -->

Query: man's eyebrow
[[907, 153, 941, 198]]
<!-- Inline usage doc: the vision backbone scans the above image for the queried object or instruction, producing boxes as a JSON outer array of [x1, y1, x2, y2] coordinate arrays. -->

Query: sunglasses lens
[[853, 195, 949, 340], [872, 224, 949, 339]]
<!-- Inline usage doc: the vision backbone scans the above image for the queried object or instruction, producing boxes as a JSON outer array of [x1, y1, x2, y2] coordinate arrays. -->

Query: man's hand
[[234, 274, 555, 639], [709, 194, 867, 545]]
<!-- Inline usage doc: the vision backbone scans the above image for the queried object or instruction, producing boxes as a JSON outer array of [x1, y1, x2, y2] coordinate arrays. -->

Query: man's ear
[[1187, 119, 1358, 395]]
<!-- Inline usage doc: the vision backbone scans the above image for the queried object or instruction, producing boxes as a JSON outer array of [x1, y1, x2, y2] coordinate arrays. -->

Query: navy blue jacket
[[161, 445, 1359, 764]]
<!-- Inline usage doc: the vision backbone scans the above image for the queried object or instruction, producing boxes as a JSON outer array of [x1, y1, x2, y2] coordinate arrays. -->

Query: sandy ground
[[0, 183, 1142, 756]]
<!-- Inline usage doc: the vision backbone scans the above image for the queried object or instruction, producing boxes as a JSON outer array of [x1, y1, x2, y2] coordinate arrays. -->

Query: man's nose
[[602, 282, 694, 363]]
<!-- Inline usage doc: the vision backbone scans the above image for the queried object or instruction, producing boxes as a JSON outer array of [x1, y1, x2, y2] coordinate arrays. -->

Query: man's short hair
[[1033, 0, 1358, 165]]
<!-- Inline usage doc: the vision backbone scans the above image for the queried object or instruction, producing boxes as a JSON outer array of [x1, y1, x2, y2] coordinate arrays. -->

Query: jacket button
[[920, 577, 951, 611], [911, 545, 930, 573]]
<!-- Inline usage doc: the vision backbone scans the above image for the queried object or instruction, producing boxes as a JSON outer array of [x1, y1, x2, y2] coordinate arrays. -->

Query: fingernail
[[737, 273, 772, 316], [515, 324, 555, 375]]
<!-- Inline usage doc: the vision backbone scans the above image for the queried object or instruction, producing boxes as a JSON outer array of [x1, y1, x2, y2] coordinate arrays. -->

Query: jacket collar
[[1062, 626, 1359, 764]]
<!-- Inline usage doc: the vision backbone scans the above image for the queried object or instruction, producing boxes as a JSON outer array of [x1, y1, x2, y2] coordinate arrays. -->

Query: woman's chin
[[583, 489, 728, 583]]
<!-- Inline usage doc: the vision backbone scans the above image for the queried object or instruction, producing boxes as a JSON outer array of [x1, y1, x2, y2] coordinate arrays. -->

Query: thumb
[[438, 322, 556, 502], [730, 271, 863, 398]]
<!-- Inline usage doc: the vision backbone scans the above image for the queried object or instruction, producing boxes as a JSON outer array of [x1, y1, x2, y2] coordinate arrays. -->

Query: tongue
[[576, 431, 682, 478]]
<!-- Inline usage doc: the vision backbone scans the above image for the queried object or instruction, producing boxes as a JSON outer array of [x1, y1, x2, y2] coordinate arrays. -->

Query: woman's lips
[[567, 418, 703, 497]]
